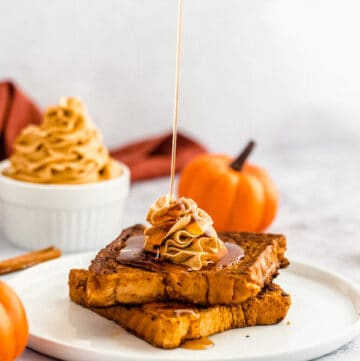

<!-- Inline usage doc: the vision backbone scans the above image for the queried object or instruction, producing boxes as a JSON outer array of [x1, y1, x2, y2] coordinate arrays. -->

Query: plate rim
[[7, 254, 360, 361]]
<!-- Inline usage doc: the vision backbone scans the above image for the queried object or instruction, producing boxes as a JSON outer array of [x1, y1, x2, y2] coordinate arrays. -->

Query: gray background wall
[[1, 0, 359, 157]]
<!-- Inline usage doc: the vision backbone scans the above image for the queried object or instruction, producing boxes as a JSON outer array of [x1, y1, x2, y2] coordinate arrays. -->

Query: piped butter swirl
[[4, 97, 121, 184], [144, 195, 227, 270]]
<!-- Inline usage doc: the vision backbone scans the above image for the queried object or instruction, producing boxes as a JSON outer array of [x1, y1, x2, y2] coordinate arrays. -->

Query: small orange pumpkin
[[0, 281, 29, 361], [178, 141, 278, 232]]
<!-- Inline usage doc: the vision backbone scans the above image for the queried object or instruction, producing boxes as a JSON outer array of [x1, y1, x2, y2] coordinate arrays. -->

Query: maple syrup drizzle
[[173, 309, 200, 318], [181, 337, 214, 350], [141, 303, 200, 319], [169, 0, 183, 199], [116, 235, 244, 272]]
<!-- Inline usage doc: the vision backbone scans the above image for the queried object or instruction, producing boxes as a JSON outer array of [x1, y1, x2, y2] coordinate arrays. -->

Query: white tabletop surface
[[1, 143, 359, 361]]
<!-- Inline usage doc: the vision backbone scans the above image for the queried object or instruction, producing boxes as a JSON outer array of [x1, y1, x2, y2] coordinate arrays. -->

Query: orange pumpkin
[[178, 141, 278, 232], [0, 281, 29, 361]]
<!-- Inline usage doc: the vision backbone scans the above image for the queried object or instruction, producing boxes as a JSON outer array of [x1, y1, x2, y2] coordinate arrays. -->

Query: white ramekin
[[0, 160, 130, 253]]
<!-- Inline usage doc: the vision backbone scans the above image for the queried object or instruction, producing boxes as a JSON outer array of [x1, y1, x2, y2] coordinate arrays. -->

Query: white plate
[[8, 253, 360, 361]]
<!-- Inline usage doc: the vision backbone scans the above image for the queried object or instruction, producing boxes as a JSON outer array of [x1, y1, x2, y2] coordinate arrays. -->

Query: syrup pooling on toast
[[116, 234, 244, 272], [116, 235, 192, 272]]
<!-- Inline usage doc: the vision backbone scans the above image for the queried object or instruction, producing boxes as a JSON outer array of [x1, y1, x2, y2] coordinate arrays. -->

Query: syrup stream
[[169, 0, 184, 199]]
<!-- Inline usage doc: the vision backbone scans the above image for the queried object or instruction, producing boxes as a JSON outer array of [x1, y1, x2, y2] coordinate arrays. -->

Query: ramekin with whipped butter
[[0, 97, 130, 252]]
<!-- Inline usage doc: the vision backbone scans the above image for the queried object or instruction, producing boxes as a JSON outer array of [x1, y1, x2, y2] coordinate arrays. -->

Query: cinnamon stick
[[0, 247, 61, 275]]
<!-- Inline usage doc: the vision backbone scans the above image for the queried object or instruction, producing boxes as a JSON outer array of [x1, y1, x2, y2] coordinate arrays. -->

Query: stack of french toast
[[69, 216, 291, 348]]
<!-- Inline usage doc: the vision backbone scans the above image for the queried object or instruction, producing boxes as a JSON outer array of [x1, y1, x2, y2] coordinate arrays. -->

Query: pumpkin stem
[[230, 140, 256, 171]]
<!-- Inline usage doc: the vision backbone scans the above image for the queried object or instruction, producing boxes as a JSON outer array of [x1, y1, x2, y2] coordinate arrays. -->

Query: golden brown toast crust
[[69, 269, 291, 349], [83, 225, 288, 306]]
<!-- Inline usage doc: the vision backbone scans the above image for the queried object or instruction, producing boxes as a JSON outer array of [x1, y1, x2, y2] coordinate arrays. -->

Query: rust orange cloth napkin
[[111, 133, 207, 181], [0, 81, 41, 159], [0, 80, 207, 181]]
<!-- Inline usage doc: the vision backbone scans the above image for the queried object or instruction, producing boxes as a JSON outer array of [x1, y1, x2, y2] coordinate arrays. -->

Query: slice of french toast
[[69, 269, 291, 349], [73, 224, 288, 306]]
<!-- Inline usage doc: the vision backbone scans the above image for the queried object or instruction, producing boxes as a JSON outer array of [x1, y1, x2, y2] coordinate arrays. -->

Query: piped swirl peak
[[144, 195, 227, 270], [4, 97, 121, 184]]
